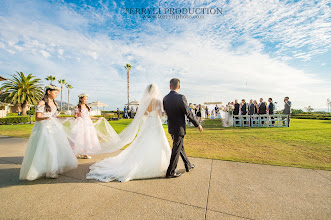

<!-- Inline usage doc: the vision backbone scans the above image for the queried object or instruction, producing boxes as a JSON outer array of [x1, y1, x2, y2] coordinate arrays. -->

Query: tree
[[305, 106, 314, 113], [0, 72, 43, 115], [327, 98, 331, 113], [291, 109, 304, 115], [124, 63, 132, 108], [45, 75, 56, 85], [65, 83, 73, 111], [58, 79, 66, 112]]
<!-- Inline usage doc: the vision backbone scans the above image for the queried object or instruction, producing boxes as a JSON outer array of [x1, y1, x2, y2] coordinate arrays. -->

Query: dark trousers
[[166, 135, 191, 176], [282, 114, 290, 127], [270, 114, 274, 124]]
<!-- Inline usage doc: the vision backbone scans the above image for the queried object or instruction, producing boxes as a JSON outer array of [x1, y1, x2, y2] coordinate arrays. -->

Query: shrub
[[6, 113, 18, 116], [291, 114, 331, 120], [291, 109, 304, 115], [57, 115, 74, 118], [27, 106, 35, 115], [0, 116, 30, 125], [95, 114, 122, 120]]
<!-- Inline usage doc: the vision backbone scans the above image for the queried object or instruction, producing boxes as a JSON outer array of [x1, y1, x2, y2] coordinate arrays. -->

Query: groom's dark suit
[[163, 90, 200, 176]]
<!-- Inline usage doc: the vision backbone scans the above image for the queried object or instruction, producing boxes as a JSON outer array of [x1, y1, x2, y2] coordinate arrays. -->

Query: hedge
[[95, 114, 122, 120], [6, 113, 19, 117], [291, 115, 331, 120], [0, 116, 30, 125], [57, 115, 75, 118]]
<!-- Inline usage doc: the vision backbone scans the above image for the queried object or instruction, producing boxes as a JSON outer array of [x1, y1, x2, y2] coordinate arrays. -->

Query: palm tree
[[65, 83, 73, 111], [124, 63, 132, 108], [0, 72, 43, 115], [58, 79, 66, 112], [45, 75, 56, 85]]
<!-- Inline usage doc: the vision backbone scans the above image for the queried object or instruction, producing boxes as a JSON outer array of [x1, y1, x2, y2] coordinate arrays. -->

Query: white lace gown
[[19, 105, 78, 180], [86, 110, 171, 182], [70, 108, 101, 155]]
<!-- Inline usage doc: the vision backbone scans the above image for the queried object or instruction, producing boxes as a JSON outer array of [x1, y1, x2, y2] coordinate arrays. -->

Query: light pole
[[124, 63, 132, 108]]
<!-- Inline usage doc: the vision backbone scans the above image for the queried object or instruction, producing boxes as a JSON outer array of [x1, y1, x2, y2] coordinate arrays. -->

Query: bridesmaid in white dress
[[86, 84, 171, 182], [19, 85, 78, 180], [70, 94, 102, 159]]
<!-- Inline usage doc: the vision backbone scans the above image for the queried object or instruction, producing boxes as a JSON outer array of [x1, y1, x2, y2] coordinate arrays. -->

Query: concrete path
[[0, 135, 330, 220]]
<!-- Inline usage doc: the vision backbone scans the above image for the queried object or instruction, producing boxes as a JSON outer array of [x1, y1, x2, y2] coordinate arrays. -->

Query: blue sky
[[0, 0, 330, 110]]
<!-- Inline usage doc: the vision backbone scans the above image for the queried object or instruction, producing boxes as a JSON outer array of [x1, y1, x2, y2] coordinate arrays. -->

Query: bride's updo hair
[[148, 84, 157, 95]]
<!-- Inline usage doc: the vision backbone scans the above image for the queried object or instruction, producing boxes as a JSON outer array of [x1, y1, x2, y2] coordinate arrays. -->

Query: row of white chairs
[[233, 114, 290, 127]]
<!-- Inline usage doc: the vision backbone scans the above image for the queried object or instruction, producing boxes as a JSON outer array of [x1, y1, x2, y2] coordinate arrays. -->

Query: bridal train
[[86, 84, 171, 182]]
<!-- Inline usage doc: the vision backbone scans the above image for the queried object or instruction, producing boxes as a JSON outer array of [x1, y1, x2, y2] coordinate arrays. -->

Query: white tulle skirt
[[69, 117, 102, 155], [19, 118, 78, 181], [86, 116, 171, 182]]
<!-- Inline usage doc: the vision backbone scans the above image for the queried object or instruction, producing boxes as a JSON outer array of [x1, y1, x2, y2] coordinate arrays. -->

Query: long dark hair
[[78, 96, 90, 112], [42, 88, 59, 112]]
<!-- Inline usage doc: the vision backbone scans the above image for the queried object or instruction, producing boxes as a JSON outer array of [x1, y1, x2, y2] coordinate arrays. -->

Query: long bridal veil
[[93, 83, 164, 154], [61, 84, 163, 155]]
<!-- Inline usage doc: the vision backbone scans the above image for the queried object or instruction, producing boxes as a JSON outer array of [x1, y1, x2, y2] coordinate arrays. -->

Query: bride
[[86, 84, 171, 182]]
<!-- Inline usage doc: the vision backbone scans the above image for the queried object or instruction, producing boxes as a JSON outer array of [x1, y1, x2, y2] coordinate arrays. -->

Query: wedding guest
[[241, 99, 247, 115], [259, 98, 266, 114], [211, 109, 215, 120], [130, 106, 134, 118], [248, 99, 255, 115], [248, 99, 255, 126], [194, 104, 198, 116], [196, 104, 202, 123], [253, 100, 258, 114], [117, 108, 120, 118], [268, 98, 274, 124], [283, 96, 291, 127], [215, 104, 219, 114], [259, 98, 267, 124], [205, 106, 209, 118], [233, 100, 240, 115], [225, 102, 229, 112], [124, 106, 127, 118], [240, 99, 247, 125], [268, 98, 274, 114]]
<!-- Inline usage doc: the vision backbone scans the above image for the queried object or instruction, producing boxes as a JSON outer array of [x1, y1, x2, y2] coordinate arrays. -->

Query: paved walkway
[[0, 135, 330, 220]]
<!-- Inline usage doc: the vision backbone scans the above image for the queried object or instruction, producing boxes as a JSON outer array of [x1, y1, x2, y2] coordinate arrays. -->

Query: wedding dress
[[86, 84, 171, 182], [19, 105, 78, 180], [69, 107, 102, 155]]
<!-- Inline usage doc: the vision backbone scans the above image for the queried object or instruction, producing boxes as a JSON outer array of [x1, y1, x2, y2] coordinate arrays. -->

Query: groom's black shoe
[[166, 172, 182, 178], [185, 164, 195, 172]]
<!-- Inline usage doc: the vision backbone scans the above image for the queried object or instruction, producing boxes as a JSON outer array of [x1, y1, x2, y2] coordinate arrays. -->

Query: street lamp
[[124, 63, 132, 108]]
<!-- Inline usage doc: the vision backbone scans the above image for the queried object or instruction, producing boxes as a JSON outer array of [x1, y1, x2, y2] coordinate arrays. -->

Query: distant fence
[[232, 114, 289, 127]]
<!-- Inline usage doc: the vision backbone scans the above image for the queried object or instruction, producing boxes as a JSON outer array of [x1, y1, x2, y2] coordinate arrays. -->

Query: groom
[[163, 78, 203, 178]]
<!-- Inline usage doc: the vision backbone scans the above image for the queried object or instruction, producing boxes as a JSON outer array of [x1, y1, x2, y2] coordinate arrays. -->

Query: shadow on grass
[[320, 120, 331, 124]]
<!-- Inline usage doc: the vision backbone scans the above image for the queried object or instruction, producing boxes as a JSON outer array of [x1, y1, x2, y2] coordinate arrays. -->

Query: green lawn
[[0, 119, 330, 170]]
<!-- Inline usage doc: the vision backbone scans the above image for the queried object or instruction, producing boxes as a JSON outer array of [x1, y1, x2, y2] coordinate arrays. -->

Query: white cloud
[[0, 0, 330, 110], [58, 48, 64, 56], [40, 50, 51, 58]]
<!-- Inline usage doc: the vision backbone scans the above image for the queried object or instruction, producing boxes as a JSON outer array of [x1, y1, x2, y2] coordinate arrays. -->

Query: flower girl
[[70, 94, 101, 159], [19, 85, 78, 180]]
